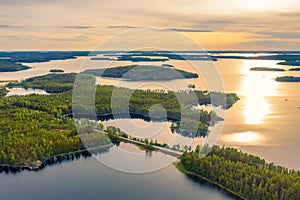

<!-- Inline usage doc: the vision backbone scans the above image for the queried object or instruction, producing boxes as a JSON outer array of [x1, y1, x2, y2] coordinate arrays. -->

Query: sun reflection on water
[[230, 131, 260, 143], [239, 60, 280, 124], [222, 131, 269, 145]]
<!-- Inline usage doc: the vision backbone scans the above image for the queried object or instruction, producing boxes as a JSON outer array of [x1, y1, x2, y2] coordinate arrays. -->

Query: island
[[177, 145, 300, 200], [289, 68, 300, 71], [90, 57, 114, 61], [84, 65, 199, 81], [0, 51, 89, 63], [1, 71, 300, 200], [212, 53, 300, 62], [49, 69, 64, 73], [0, 61, 30, 72], [1, 73, 239, 169], [161, 64, 174, 68], [277, 60, 300, 66], [275, 76, 300, 82], [250, 67, 284, 72], [117, 55, 169, 62], [187, 84, 195, 89], [250, 67, 300, 72]]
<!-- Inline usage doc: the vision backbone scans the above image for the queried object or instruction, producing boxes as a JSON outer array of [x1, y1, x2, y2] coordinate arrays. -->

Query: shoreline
[[0, 144, 113, 173], [175, 162, 247, 200]]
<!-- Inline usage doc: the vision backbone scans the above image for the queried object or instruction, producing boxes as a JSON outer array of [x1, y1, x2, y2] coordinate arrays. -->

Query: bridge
[[92, 129, 183, 158]]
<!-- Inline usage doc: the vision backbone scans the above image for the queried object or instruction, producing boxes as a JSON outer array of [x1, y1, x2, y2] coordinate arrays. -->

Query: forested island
[[178, 145, 300, 200], [0, 51, 89, 63], [0, 73, 239, 168], [9, 73, 238, 136], [1, 69, 300, 199], [278, 60, 300, 66], [50, 69, 64, 73], [250, 67, 300, 72], [275, 76, 300, 82], [113, 51, 216, 61], [289, 68, 300, 71], [0, 61, 30, 72], [213, 53, 300, 62], [0, 51, 93, 73], [117, 55, 169, 62], [250, 67, 284, 72], [84, 65, 199, 81]]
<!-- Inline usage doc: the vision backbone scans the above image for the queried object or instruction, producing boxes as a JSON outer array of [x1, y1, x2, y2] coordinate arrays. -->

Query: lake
[[0, 143, 233, 200], [0, 53, 299, 199], [2, 55, 300, 170]]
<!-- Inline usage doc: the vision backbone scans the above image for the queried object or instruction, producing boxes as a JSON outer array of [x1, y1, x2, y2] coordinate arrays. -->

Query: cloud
[[42, 35, 89, 41], [0, 35, 88, 42], [256, 31, 300, 39], [240, 40, 300, 49], [0, 24, 23, 28], [205, 20, 235, 24], [107, 25, 142, 29], [276, 11, 300, 18], [165, 28, 213, 32], [0, 35, 31, 39], [107, 25, 213, 32], [60, 25, 95, 29]]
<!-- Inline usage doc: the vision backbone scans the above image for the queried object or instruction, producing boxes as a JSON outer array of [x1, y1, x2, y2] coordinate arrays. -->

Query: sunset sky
[[0, 0, 300, 50]]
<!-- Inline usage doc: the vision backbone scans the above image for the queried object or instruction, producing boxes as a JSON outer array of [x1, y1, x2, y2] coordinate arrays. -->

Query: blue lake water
[[0, 143, 233, 200], [1, 52, 300, 200]]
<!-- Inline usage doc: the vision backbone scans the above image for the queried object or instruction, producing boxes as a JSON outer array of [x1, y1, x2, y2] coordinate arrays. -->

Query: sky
[[0, 0, 300, 50]]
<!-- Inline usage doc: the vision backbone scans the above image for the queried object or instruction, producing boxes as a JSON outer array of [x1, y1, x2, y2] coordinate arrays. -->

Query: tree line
[[180, 145, 300, 200]]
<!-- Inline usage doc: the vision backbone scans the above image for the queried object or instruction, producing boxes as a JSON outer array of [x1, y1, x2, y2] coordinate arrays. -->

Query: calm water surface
[[2, 56, 299, 169], [0, 143, 233, 200], [0, 55, 299, 200]]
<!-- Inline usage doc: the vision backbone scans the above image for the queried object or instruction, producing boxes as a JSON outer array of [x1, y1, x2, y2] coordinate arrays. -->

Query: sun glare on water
[[223, 131, 266, 145], [231, 131, 260, 143], [239, 60, 280, 124]]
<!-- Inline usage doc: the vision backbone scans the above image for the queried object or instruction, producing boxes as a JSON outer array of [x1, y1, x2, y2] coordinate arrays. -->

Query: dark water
[[0, 144, 233, 200]]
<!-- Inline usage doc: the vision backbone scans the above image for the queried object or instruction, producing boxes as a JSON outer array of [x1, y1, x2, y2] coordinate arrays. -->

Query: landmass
[[1, 51, 299, 200], [161, 64, 174, 68], [250, 67, 284, 71], [90, 57, 114, 61], [50, 69, 65, 73], [0, 86, 7, 97], [117, 55, 169, 62], [84, 65, 199, 81], [8, 73, 76, 93], [0, 73, 239, 169], [103, 51, 216, 61], [289, 68, 300, 71], [212, 53, 300, 62], [0, 61, 30, 72], [0, 51, 89, 63], [275, 76, 300, 82], [250, 67, 300, 72], [177, 145, 300, 200], [277, 60, 300, 66]]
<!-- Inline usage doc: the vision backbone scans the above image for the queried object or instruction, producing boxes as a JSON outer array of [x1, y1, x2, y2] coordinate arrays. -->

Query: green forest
[[0, 73, 238, 167], [0, 93, 110, 167], [84, 65, 198, 81], [10, 73, 239, 136], [275, 76, 300, 82], [179, 145, 300, 200], [1, 70, 300, 200], [0, 61, 30, 72]]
